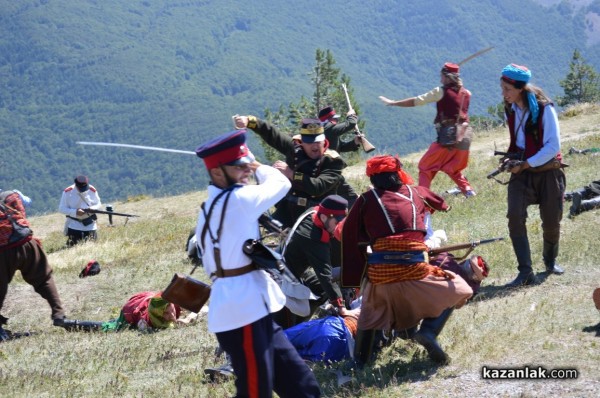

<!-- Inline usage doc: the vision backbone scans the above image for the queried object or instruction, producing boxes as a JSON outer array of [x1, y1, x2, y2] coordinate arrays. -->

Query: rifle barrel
[[429, 237, 504, 255], [86, 209, 139, 217]]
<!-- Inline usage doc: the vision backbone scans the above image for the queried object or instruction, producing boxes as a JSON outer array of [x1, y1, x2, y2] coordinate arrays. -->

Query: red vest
[[435, 85, 470, 125], [340, 185, 449, 287], [506, 103, 563, 161]]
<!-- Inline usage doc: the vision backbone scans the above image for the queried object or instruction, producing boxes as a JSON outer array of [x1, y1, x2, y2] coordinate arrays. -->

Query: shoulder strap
[[369, 189, 395, 233], [199, 187, 236, 278], [199, 188, 233, 252]]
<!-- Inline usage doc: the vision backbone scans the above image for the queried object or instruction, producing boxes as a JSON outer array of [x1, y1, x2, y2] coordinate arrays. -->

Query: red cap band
[[202, 143, 249, 169]]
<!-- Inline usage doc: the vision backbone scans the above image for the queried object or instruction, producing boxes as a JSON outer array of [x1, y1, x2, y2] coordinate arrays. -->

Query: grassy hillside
[[2, 0, 600, 215], [1, 103, 599, 397]]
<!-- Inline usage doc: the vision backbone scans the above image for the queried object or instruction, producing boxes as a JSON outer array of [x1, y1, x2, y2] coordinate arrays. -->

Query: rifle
[[429, 237, 504, 261], [341, 83, 376, 153], [487, 150, 524, 183], [84, 208, 139, 218], [55, 319, 104, 332]]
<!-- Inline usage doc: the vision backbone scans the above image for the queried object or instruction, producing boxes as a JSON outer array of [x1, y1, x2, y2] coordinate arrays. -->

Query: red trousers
[[418, 142, 472, 192]]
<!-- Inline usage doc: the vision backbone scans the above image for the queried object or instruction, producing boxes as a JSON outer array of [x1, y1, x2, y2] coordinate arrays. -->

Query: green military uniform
[[247, 116, 346, 228], [323, 113, 359, 154]]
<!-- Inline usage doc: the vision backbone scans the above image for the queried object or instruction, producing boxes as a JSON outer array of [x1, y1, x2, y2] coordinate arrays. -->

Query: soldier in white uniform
[[195, 129, 321, 398], [58, 175, 102, 246]]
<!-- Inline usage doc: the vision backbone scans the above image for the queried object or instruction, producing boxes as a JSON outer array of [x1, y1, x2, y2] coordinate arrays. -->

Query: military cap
[[74, 175, 89, 192], [317, 194, 348, 220], [318, 106, 339, 122], [299, 118, 325, 143], [195, 130, 254, 170]]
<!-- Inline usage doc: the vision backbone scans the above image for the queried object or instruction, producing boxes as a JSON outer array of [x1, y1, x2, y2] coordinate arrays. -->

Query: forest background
[[2, 0, 600, 213]]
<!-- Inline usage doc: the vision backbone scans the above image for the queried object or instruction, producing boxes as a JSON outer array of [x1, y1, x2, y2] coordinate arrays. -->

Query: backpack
[[0, 190, 33, 248]]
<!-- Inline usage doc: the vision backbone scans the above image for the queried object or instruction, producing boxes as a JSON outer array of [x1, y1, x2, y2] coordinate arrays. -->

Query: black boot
[[543, 240, 564, 275], [569, 192, 582, 218], [353, 329, 376, 368], [506, 236, 537, 288], [414, 308, 453, 365]]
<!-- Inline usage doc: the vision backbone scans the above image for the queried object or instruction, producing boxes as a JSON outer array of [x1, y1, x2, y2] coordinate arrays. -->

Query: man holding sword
[[379, 62, 476, 197]]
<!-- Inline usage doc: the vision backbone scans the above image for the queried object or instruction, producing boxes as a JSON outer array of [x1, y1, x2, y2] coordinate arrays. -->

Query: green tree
[[260, 49, 367, 165], [557, 49, 600, 107], [309, 49, 365, 134]]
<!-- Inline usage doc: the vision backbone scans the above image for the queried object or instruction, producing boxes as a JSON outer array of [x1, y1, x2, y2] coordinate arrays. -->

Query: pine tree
[[260, 48, 367, 164], [557, 49, 600, 107]]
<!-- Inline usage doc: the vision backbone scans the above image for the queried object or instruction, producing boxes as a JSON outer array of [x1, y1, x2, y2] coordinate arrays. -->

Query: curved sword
[[77, 141, 196, 155], [457, 46, 494, 66]]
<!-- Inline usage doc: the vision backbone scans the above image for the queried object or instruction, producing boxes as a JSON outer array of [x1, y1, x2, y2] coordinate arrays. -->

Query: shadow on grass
[[318, 342, 444, 396], [470, 271, 553, 303]]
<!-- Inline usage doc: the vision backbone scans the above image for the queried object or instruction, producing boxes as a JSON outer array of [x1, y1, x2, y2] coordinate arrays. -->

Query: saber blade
[[457, 46, 494, 66], [77, 141, 196, 155]]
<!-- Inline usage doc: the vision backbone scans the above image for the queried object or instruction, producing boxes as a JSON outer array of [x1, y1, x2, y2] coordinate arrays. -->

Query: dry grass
[[1, 103, 599, 397]]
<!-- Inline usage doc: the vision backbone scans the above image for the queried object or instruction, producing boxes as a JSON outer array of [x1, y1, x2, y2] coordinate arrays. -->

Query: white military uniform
[[196, 164, 290, 333], [58, 184, 102, 232]]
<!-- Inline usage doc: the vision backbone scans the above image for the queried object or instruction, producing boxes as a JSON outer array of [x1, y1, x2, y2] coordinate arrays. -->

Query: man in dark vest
[[379, 62, 476, 197]]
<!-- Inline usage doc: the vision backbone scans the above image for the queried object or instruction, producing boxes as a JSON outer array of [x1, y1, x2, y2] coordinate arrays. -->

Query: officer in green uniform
[[233, 115, 346, 228]]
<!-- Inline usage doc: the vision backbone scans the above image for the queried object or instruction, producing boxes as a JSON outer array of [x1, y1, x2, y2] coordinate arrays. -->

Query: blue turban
[[501, 64, 539, 124], [501, 64, 531, 83]]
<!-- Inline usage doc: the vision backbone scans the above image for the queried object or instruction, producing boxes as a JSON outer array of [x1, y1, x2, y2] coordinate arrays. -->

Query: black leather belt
[[285, 196, 317, 207]]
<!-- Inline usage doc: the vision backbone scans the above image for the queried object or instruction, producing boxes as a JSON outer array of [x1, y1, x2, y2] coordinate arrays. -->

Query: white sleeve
[[414, 87, 444, 106]]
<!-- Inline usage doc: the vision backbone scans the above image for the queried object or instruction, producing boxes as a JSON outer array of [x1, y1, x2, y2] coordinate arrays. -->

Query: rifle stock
[[428, 237, 504, 257], [341, 83, 376, 153]]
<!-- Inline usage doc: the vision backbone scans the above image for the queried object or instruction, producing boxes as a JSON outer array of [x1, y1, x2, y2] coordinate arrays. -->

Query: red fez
[[442, 62, 460, 74], [195, 130, 254, 170]]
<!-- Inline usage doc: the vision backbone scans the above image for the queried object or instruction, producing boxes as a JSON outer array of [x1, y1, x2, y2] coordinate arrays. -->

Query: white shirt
[[58, 185, 102, 231], [196, 164, 291, 333], [510, 103, 561, 167]]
